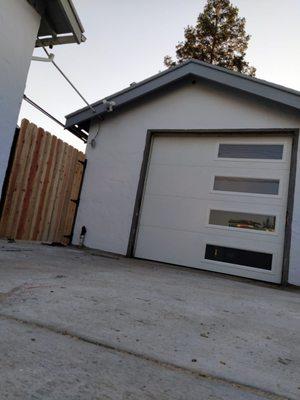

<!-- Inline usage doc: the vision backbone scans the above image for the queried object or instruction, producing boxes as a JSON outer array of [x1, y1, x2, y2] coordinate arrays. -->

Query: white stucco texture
[[73, 81, 300, 285], [0, 0, 40, 195]]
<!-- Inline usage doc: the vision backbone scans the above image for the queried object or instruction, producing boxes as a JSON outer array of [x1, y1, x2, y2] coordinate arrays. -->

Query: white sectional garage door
[[134, 135, 292, 283]]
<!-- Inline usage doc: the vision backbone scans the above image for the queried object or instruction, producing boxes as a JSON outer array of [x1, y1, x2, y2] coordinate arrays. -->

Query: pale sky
[[19, 0, 300, 151]]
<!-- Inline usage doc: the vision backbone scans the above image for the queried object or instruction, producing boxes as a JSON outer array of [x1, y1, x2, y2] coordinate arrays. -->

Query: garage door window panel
[[213, 176, 280, 195], [208, 210, 276, 233], [205, 244, 273, 270], [217, 144, 284, 160]]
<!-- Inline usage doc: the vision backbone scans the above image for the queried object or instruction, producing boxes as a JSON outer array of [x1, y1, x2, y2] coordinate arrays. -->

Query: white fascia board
[[57, 0, 85, 44]]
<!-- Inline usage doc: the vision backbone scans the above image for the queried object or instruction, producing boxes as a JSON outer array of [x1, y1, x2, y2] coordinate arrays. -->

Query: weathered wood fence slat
[[0, 119, 85, 245]]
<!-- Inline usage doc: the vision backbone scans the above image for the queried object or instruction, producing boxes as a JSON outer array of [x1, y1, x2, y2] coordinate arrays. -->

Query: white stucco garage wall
[[73, 81, 300, 285], [0, 0, 40, 197]]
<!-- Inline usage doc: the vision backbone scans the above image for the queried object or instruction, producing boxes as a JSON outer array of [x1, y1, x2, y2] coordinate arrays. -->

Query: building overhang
[[27, 0, 85, 47]]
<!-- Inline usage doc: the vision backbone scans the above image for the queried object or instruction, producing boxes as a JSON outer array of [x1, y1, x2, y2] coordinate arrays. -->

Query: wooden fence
[[0, 119, 86, 245]]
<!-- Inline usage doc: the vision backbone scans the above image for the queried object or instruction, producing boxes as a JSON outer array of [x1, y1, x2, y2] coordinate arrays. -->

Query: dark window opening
[[218, 144, 284, 160], [213, 176, 280, 195], [205, 244, 272, 270]]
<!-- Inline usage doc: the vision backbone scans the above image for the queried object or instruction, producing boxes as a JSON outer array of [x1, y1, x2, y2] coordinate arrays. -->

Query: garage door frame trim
[[127, 128, 299, 286]]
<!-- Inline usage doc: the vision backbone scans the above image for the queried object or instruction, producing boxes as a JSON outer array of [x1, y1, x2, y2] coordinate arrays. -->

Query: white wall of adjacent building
[[72, 81, 300, 285], [0, 0, 40, 197]]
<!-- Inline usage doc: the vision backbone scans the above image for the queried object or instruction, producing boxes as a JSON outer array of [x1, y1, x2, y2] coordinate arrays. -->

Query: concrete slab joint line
[[0, 313, 291, 400], [0, 242, 299, 399]]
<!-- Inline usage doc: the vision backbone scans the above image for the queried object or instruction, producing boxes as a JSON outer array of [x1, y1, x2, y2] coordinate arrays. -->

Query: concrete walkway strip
[[0, 241, 298, 399], [0, 313, 289, 400]]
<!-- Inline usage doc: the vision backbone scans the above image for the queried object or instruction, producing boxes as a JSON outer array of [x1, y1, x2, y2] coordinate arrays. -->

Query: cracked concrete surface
[[0, 241, 299, 399]]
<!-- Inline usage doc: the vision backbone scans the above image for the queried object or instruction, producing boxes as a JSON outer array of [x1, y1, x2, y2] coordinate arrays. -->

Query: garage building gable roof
[[65, 59, 300, 132]]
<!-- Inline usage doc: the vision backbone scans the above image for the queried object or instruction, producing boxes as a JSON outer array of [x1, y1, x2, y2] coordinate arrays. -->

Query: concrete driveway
[[0, 241, 299, 400]]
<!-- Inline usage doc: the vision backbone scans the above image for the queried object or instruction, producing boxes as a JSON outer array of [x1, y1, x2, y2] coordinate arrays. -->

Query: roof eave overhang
[[29, 0, 85, 47], [57, 0, 84, 44], [35, 34, 86, 48], [65, 61, 300, 130], [65, 71, 195, 129]]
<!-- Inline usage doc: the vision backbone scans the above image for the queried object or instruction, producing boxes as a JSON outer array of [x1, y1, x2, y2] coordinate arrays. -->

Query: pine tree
[[164, 0, 256, 76]]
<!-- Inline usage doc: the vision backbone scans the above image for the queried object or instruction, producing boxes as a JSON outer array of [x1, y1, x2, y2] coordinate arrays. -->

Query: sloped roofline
[[65, 59, 300, 131]]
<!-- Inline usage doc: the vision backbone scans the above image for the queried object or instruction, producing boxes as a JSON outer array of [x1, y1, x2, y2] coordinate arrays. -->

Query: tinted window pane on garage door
[[218, 144, 284, 159], [205, 244, 272, 270], [213, 177, 280, 195], [209, 210, 276, 232]]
